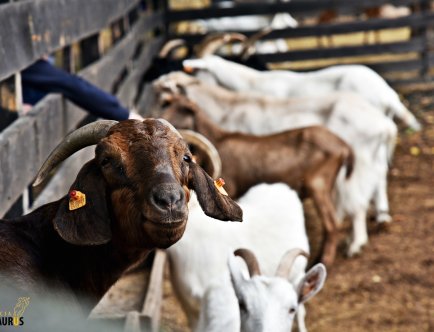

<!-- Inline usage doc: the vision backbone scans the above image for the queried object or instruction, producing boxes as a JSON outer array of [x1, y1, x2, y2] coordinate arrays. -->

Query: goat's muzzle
[[142, 182, 188, 248], [149, 183, 186, 214]]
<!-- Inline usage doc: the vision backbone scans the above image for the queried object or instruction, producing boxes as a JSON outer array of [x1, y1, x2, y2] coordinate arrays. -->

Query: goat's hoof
[[376, 212, 392, 224], [346, 241, 367, 258]]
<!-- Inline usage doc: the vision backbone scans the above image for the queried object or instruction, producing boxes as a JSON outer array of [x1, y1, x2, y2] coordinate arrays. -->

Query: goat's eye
[[289, 308, 296, 315], [117, 165, 125, 175], [100, 157, 111, 167], [183, 155, 192, 163]]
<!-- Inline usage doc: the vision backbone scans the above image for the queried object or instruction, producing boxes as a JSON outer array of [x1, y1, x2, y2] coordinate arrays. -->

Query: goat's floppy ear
[[188, 162, 242, 222], [53, 160, 111, 246], [228, 254, 248, 299], [297, 263, 327, 304]]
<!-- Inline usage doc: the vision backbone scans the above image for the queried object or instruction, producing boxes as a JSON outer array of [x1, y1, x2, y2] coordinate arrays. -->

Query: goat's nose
[[150, 184, 185, 211]]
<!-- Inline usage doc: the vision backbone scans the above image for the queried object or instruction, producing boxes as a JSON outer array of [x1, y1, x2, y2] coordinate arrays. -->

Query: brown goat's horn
[[178, 129, 222, 179], [275, 249, 309, 279], [159, 39, 186, 58], [196, 32, 247, 58], [234, 248, 261, 277], [240, 27, 273, 61], [33, 120, 118, 186]]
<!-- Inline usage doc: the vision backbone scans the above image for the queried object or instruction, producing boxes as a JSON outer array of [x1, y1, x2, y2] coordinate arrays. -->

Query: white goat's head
[[229, 248, 326, 332]]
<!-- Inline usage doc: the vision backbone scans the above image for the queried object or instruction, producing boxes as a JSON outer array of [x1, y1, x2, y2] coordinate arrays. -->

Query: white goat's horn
[[240, 27, 273, 61], [33, 120, 118, 186], [196, 32, 247, 58], [275, 249, 309, 279], [235, 248, 261, 277], [159, 39, 186, 58], [178, 129, 222, 179]]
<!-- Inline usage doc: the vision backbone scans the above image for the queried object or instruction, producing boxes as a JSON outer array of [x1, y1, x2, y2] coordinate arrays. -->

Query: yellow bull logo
[[12, 297, 30, 327]]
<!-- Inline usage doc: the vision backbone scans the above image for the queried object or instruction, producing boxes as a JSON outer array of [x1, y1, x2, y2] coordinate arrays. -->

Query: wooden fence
[[167, 0, 434, 85], [1, 0, 434, 331]]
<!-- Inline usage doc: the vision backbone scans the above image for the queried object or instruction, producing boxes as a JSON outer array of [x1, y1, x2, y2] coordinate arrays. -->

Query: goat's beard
[[141, 209, 188, 249], [143, 220, 187, 249], [110, 189, 188, 249]]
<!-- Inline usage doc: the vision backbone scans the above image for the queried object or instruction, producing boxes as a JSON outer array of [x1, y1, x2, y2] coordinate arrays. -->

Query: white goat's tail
[[388, 98, 421, 131]]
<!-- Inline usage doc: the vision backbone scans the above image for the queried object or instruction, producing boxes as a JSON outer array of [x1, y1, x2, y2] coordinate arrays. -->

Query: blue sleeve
[[22, 60, 130, 121]]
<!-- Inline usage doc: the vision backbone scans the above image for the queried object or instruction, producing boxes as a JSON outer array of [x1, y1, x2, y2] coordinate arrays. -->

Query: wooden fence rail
[[165, 0, 434, 85], [0, 0, 141, 81]]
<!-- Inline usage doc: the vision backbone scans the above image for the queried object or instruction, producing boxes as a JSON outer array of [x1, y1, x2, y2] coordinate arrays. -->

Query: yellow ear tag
[[69, 190, 86, 211], [214, 178, 228, 196]]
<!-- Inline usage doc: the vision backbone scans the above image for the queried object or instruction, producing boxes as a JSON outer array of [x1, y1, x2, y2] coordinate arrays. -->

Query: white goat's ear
[[297, 263, 327, 304], [228, 254, 248, 298], [183, 59, 207, 71]]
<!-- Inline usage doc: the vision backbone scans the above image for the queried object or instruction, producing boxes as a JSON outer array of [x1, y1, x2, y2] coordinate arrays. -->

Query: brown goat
[[161, 95, 354, 266], [0, 119, 242, 308]]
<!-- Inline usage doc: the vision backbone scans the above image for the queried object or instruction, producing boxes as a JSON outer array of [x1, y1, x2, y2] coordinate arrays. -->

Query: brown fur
[[161, 96, 354, 266], [0, 119, 242, 309]]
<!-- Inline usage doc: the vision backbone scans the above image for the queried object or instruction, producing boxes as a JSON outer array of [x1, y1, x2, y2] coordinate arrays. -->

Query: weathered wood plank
[[0, 116, 38, 216], [141, 250, 166, 332], [30, 147, 94, 211], [28, 94, 65, 168], [166, 0, 418, 22], [116, 36, 165, 108], [0, 0, 140, 81], [174, 12, 434, 43], [89, 11, 165, 93], [136, 83, 156, 117], [230, 37, 426, 63], [124, 311, 141, 332]]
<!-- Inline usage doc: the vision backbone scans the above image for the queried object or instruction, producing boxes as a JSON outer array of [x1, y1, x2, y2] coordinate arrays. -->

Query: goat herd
[[0, 33, 421, 331]]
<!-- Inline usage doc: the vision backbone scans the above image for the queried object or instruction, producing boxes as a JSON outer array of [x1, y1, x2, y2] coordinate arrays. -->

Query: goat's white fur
[[167, 183, 313, 331], [184, 55, 420, 131], [154, 72, 398, 255], [196, 253, 326, 332]]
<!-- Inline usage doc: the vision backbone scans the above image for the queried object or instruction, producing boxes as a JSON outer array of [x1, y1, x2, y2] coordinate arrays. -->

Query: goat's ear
[[188, 162, 242, 222], [228, 254, 248, 298], [53, 160, 112, 246], [183, 59, 207, 71], [297, 263, 327, 304]]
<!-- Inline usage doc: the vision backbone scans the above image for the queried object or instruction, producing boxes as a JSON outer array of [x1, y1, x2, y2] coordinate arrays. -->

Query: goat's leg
[[373, 175, 392, 223], [309, 186, 338, 267], [347, 208, 369, 257]]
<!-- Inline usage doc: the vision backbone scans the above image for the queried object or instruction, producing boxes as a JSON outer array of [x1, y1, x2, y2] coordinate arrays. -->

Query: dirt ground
[[158, 89, 434, 332]]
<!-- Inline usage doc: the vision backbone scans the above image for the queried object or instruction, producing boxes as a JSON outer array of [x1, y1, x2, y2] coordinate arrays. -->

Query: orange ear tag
[[183, 65, 194, 74], [214, 178, 228, 196], [69, 190, 86, 211]]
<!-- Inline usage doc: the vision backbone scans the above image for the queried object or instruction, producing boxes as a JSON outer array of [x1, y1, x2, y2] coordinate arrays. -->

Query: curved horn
[[196, 32, 247, 58], [178, 129, 222, 179], [159, 39, 186, 58], [33, 120, 118, 186], [234, 248, 261, 277], [240, 27, 273, 61], [275, 248, 309, 279]]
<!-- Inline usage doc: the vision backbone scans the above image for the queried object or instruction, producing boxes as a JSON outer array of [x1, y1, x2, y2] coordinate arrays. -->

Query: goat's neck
[[212, 60, 259, 91], [6, 202, 147, 303], [194, 111, 226, 144]]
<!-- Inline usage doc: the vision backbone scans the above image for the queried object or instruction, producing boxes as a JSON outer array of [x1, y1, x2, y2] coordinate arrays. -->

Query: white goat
[[196, 248, 326, 332], [154, 72, 398, 256], [167, 183, 321, 332], [183, 55, 421, 131]]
